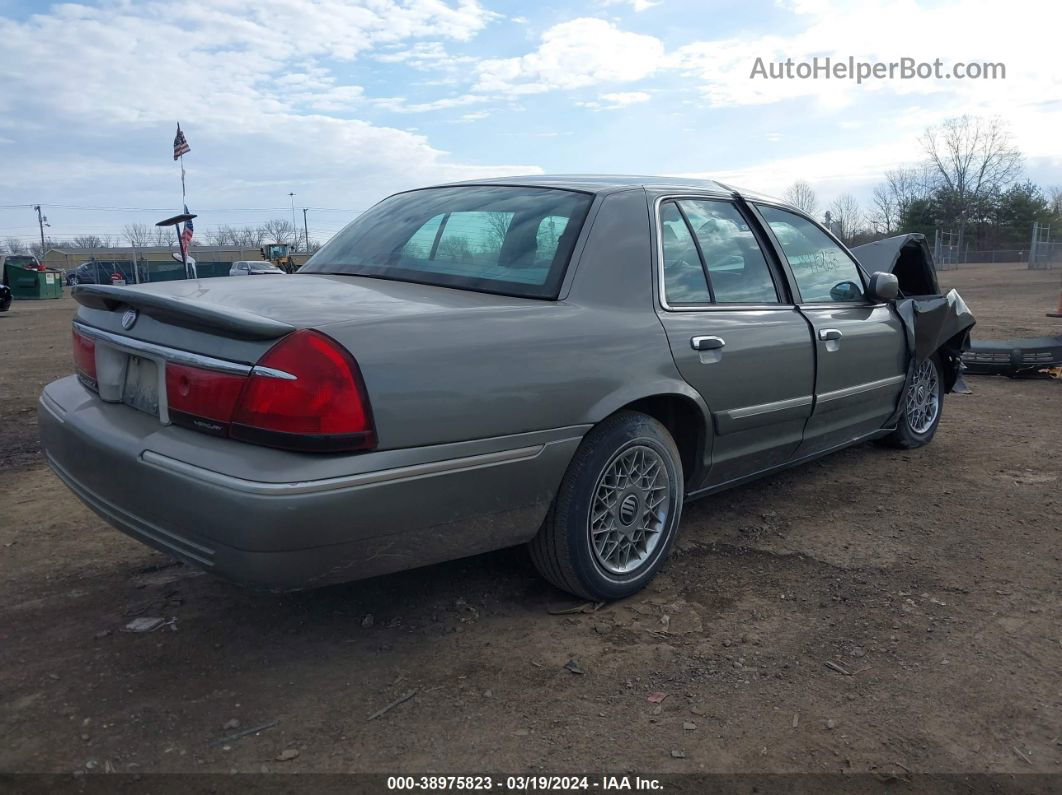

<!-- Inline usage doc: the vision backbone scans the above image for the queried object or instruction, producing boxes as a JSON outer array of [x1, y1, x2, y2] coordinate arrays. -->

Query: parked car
[[68, 260, 143, 285], [39, 176, 973, 599], [229, 260, 285, 276], [0, 282, 11, 311]]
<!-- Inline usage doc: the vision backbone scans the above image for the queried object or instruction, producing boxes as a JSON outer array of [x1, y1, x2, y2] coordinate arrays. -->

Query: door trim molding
[[714, 394, 813, 435], [816, 374, 906, 407]]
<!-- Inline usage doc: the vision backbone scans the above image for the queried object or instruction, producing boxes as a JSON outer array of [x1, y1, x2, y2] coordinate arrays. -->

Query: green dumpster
[[2, 256, 63, 300]]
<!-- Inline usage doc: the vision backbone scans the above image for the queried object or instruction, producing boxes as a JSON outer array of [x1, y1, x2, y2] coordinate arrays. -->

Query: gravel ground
[[0, 262, 1059, 777]]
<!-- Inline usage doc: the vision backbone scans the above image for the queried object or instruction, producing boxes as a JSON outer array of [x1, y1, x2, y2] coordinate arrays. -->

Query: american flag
[[180, 204, 194, 253], [173, 124, 190, 160]]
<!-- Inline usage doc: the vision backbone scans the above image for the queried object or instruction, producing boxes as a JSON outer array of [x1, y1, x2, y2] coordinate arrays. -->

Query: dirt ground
[[0, 262, 1059, 778]]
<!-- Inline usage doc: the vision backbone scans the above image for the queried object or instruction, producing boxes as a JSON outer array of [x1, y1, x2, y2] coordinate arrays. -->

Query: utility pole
[[302, 208, 309, 253], [33, 205, 50, 259], [288, 192, 297, 251]]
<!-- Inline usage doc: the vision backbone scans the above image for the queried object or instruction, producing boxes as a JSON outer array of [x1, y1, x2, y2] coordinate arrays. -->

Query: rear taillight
[[162, 329, 375, 453], [166, 364, 246, 435], [72, 329, 97, 390], [230, 330, 376, 452]]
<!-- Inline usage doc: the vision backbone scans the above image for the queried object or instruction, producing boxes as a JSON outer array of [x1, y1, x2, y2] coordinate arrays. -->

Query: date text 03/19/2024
[[385, 775, 664, 791]]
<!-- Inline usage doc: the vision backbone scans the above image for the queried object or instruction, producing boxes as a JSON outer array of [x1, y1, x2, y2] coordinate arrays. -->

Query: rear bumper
[[39, 376, 585, 590]]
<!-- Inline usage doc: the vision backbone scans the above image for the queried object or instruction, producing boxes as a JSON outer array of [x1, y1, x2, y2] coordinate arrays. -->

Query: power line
[[0, 203, 364, 213]]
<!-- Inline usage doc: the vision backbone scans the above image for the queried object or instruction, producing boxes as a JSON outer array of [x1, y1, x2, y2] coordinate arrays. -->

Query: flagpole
[[175, 123, 190, 278]]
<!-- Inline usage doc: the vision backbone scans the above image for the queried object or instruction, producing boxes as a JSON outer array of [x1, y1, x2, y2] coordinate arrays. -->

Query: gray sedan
[[39, 176, 973, 600]]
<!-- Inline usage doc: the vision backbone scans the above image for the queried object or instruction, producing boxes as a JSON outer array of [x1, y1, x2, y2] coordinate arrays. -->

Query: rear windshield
[[301, 186, 593, 298]]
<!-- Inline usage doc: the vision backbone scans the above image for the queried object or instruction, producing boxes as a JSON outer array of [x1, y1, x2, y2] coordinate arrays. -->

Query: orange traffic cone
[[1049, 276, 1062, 318]]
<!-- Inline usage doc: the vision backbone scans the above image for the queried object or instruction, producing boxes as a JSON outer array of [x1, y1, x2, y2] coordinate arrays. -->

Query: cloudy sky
[[1, 0, 1059, 247]]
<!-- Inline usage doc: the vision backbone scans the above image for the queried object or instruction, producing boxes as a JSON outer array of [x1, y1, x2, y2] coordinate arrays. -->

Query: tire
[[529, 411, 684, 601], [879, 354, 944, 449]]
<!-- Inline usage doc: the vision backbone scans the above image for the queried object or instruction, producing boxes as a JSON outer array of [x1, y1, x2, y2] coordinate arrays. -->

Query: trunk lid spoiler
[[72, 284, 295, 340]]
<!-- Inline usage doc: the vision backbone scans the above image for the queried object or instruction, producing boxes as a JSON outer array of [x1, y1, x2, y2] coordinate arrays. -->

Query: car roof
[[429, 173, 790, 207]]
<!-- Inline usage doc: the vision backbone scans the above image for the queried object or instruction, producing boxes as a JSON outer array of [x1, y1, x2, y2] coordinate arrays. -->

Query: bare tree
[[261, 218, 296, 246], [1049, 186, 1062, 217], [828, 193, 862, 242], [782, 180, 817, 214], [886, 166, 931, 223], [30, 237, 61, 259], [4, 237, 27, 254], [149, 225, 173, 247], [123, 223, 151, 248], [869, 184, 896, 234], [203, 226, 231, 247], [71, 234, 111, 249], [921, 115, 1023, 250]]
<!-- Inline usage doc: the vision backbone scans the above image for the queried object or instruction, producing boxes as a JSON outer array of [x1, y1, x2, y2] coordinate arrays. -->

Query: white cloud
[[599, 0, 661, 11], [0, 1, 536, 214], [474, 18, 666, 94], [670, 0, 1060, 118], [578, 91, 652, 110], [372, 94, 488, 113], [673, 139, 926, 207]]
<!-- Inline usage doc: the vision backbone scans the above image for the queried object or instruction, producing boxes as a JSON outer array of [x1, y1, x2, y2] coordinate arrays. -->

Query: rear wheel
[[880, 355, 943, 449], [529, 411, 683, 601]]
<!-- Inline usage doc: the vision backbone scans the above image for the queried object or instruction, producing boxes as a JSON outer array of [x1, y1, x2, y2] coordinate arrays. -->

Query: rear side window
[[660, 202, 711, 303], [757, 205, 865, 303], [677, 200, 779, 304], [303, 186, 593, 299]]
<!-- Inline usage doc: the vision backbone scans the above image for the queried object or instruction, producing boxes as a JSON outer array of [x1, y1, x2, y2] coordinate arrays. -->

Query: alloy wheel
[[588, 445, 672, 575]]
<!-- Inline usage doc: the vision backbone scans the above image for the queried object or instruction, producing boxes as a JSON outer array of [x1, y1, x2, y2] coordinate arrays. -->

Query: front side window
[[302, 186, 593, 299], [757, 206, 865, 303], [677, 200, 779, 303]]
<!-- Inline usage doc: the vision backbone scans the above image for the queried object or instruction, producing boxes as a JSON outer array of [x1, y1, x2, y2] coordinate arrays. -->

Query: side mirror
[[829, 281, 862, 302], [867, 271, 899, 302]]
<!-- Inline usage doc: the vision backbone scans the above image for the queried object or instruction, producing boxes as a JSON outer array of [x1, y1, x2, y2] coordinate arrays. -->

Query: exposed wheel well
[[618, 395, 706, 485]]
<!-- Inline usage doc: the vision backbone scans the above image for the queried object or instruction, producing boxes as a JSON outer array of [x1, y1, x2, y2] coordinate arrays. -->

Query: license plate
[[122, 355, 159, 417]]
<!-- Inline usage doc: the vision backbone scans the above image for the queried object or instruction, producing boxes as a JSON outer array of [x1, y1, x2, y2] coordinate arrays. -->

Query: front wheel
[[529, 411, 683, 601], [879, 354, 944, 449]]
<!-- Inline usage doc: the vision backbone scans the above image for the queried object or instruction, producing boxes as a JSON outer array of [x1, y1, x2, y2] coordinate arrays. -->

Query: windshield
[[301, 186, 594, 299]]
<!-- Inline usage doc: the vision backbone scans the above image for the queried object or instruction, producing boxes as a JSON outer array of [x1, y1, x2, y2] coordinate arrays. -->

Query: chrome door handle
[[818, 328, 842, 341], [691, 336, 725, 351]]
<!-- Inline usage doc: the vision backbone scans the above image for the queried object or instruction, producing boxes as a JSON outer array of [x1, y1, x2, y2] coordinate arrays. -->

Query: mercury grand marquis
[[38, 176, 973, 600]]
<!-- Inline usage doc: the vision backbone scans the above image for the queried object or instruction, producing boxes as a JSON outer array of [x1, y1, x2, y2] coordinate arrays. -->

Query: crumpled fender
[[852, 234, 975, 395], [894, 289, 976, 394]]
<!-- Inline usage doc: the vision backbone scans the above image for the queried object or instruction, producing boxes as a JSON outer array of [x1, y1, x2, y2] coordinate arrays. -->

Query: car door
[[754, 204, 908, 456], [654, 197, 816, 489]]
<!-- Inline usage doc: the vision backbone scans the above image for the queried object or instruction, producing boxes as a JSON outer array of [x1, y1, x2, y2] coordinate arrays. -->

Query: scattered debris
[[792, 713, 799, 728], [826, 719, 837, 730], [682, 722, 696, 731], [209, 719, 279, 747], [276, 748, 299, 762], [564, 660, 586, 675], [1012, 746, 1033, 766], [824, 660, 852, 676], [222, 719, 240, 730], [361, 614, 375, 629], [123, 617, 176, 633], [367, 689, 417, 721], [670, 750, 687, 759], [548, 602, 604, 615], [647, 692, 668, 704]]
